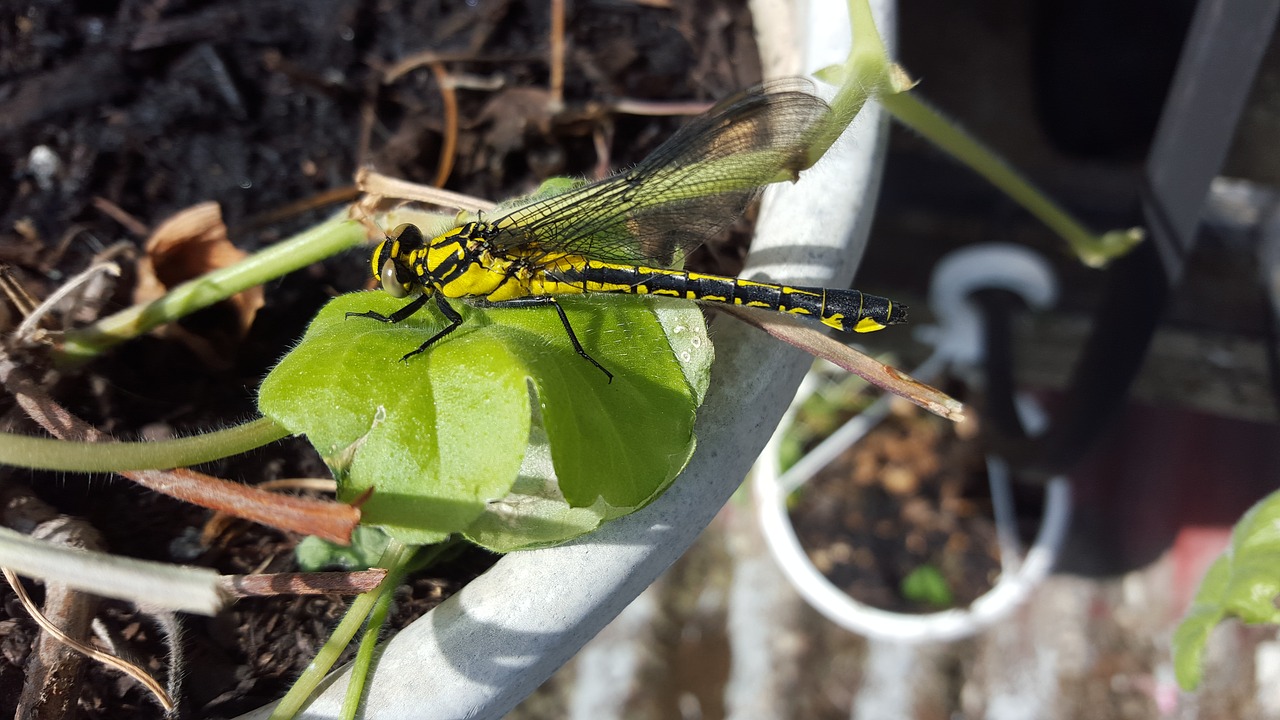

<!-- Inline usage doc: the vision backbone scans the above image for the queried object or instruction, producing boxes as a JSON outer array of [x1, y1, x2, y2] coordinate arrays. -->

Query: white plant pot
[[240, 0, 894, 716]]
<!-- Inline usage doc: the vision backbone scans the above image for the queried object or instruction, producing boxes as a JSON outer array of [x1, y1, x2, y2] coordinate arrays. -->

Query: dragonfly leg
[[346, 293, 431, 324], [491, 296, 613, 383], [401, 295, 465, 362], [347, 294, 466, 362]]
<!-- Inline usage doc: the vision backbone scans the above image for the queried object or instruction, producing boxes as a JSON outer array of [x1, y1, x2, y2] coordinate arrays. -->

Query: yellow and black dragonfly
[[351, 83, 907, 381]]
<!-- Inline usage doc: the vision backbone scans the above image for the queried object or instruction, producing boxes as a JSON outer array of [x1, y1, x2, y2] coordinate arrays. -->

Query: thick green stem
[[0, 416, 290, 472], [803, 0, 892, 166], [60, 213, 368, 361], [339, 581, 397, 720], [268, 573, 385, 720], [879, 91, 1142, 267]]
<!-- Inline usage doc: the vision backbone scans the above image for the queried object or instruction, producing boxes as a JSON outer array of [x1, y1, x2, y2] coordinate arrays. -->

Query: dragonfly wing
[[490, 82, 831, 267]]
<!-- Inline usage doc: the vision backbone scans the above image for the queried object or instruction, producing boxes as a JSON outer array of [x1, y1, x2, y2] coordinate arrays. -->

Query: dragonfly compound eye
[[389, 223, 425, 248], [380, 258, 411, 298]]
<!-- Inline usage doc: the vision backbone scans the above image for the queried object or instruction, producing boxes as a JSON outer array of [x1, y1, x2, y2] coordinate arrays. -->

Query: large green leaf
[[259, 291, 711, 548], [1172, 488, 1280, 690]]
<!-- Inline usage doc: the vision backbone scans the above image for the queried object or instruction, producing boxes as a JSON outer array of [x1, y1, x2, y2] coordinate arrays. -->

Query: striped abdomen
[[546, 261, 907, 333]]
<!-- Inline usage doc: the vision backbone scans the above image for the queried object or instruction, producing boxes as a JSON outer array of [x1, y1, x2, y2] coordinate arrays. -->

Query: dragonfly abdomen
[[548, 262, 906, 334]]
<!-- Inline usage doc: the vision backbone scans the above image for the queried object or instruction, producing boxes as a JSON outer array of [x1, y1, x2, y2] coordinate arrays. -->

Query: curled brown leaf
[[133, 202, 265, 365]]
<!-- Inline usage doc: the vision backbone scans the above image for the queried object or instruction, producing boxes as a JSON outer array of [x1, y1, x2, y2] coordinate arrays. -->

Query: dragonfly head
[[372, 223, 427, 299]]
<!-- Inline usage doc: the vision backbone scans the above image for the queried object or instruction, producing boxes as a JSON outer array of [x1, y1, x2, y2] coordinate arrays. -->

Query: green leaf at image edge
[[258, 291, 711, 549], [1172, 488, 1280, 690]]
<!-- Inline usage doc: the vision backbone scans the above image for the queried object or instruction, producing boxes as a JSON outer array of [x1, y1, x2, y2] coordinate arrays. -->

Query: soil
[[788, 405, 1001, 613]]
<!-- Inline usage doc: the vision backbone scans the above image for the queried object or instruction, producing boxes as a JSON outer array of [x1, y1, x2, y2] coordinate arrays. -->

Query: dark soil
[[1, 1, 761, 717], [788, 407, 1002, 613]]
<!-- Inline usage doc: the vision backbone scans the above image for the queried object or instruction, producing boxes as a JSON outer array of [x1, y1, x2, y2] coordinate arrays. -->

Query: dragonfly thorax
[[431, 227, 540, 302]]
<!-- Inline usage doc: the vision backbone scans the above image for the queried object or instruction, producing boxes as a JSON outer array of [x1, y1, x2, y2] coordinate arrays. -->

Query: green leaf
[[461, 426, 636, 552], [295, 526, 391, 572], [900, 564, 954, 607], [259, 291, 710, 548], [1172, 489, 1280, 690]]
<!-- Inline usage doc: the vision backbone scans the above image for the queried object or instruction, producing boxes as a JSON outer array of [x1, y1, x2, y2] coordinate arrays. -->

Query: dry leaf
[[133, 202, 265, 365]]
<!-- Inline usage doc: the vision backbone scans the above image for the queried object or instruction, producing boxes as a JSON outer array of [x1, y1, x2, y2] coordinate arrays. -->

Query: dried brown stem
[[356, 169, 497, 213], [237, 186, 361, 231], [5, 568, 173, 715], [429, 62, 460, 188], [1, 356, 360, 543], [0, 485, 107, 720], [607, 98, 714, 117], [548, 0, 566, 109], [89, 196, 150, 237], [219, 569, 388, 598], [720, 306, 966, 422]]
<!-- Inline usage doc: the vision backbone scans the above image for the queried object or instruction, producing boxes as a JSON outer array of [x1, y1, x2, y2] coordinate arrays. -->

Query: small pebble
[[27, 145, 60, 191]]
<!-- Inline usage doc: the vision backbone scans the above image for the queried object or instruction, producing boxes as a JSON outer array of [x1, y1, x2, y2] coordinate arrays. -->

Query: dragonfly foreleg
[[347, 294, 467, 362], [346, 293, 431, 324]]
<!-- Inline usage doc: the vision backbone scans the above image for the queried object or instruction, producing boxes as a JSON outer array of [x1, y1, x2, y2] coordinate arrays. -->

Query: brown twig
[[720, 306, 966, 422], [382, 50, 542, 79], [219, 569, 388, 598], [4, 568, 173, 714], [0, 484, 108, 720], [381, 50, 447, 84], [0, 266, 39, 319], [356, 169, 497, 213], [236, 186, 362, 231], [39, 223, 94, 275], [548, 0, 566, 110], [14, 260, 120, 341], [606, 98, 715, 117], [89, 197, 150, 237], [591, 123, 613, 181], [428, 62, 459, 188], [357, 69, 379, 169], [374, 53, 462, 189]]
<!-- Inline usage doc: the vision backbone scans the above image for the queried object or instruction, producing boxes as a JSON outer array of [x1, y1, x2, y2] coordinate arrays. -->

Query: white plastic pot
[[240, 0, 893, 716]]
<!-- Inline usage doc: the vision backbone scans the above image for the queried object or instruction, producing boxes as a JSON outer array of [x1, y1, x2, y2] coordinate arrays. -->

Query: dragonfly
[[350, 82, 907, 381]]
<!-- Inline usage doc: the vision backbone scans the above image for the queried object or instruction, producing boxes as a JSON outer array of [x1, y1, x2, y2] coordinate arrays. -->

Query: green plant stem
[[878, 91, 1142, 267], [0, 416, 290, 472], [60, 212, 368, 361], [268, 576, 386, 720], [270, 539, 427, 720], [338, 541, 454, 720], [802, 0, 893, 167], [339, 584, 397, 720]]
